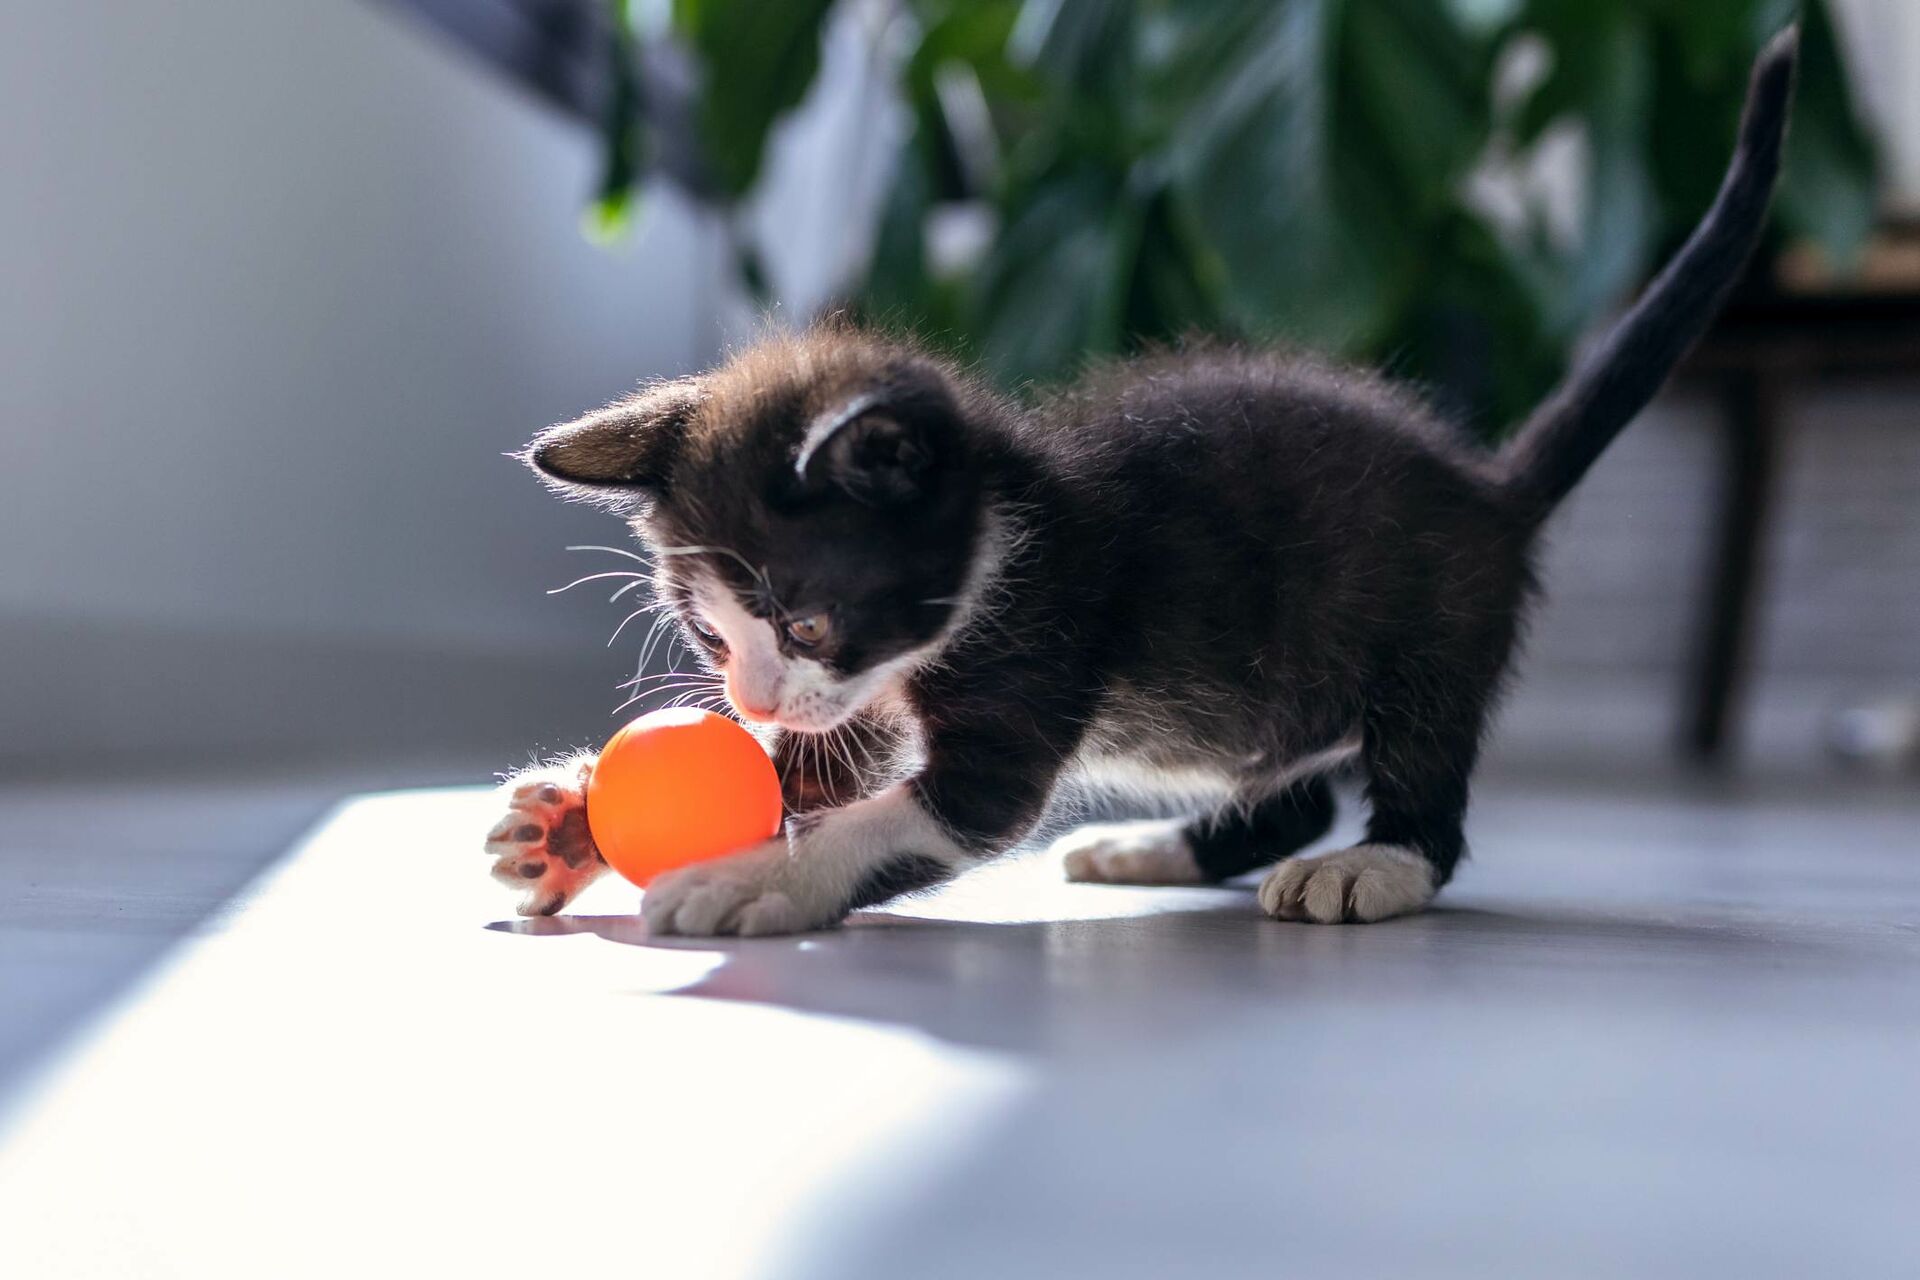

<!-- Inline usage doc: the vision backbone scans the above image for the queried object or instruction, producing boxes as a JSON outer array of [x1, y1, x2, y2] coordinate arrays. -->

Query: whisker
[[851, 725, 882, 780], [615, 670, 719, 693], [567, 544, 650, 564], [610, 687, 652, 718], [637, 629, 675, 679], [610, 676, 720, 719], [606, 605, 654, 648], [638, 616, 678, 675], [655, 544, 779, 608], [833, 729, 856, 782], [802, 732, 822, 797], [634, 609, 673, 662], [831, 727, 857, 783], [548, 570, 646, 596]]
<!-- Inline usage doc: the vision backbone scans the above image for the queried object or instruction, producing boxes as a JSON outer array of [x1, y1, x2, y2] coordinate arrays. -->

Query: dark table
[[1680, 252, 1920, 762]]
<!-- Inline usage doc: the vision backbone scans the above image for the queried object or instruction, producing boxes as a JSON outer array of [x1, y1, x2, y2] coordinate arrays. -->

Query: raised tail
[[1498, 27, 1799, 512]]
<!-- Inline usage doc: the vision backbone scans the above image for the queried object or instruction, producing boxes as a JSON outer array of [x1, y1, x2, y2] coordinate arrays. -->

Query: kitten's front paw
[[641, 839, 840, 937], [484, 760, 607, 916], [1257, 844, 1434, 924]]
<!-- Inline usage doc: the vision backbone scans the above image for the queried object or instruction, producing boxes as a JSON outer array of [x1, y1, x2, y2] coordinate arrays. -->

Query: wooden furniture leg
[[1682, 368, 1782, 763]]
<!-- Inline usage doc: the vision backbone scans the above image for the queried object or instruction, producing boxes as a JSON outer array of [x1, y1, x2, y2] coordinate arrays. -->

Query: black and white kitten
[[485, 33, 1797, 934]]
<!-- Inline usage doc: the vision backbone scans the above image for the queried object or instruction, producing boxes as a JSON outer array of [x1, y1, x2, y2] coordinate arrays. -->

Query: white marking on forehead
[[794, 393, 881, 478]]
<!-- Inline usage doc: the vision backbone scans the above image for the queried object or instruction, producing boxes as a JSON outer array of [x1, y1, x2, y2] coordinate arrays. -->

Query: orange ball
[[586, 708, 784, 888]]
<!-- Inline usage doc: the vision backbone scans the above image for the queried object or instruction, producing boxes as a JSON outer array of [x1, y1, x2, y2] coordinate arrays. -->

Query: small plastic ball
[[586, 708, 783, 887]]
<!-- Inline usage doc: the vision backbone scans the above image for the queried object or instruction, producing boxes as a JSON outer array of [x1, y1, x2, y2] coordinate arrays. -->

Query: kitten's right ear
[[521, 378, 702, 501]]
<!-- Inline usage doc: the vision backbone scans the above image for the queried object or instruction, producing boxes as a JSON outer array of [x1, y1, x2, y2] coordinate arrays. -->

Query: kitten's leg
[[1059, 777, 1337, 885], [482, 753, 609, 916], [644, 689, 1084, 936], [481, 714, 899, 922], [638, 782, 971, 936], [1259, 685, 1484, 925]]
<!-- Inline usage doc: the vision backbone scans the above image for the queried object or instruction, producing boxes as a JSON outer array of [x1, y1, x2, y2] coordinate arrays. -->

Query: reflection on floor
[[1, 772, 1916, 1277]]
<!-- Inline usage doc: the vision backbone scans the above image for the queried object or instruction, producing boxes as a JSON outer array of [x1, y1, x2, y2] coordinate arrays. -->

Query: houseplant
[[598, 0, 1877, 431]]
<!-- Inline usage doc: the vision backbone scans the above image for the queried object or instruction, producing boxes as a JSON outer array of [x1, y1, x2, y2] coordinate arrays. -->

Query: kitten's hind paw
[[1055, 819, 1203, 885], [484, 759, 607, 915]]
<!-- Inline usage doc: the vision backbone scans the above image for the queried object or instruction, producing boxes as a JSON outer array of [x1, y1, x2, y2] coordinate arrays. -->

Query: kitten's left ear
[[795, 399, 943, 506], [522, 378, 702, 500]]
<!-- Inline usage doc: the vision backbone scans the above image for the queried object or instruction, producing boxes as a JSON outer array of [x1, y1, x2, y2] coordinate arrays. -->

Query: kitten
[[485, 32, 1797, 934]]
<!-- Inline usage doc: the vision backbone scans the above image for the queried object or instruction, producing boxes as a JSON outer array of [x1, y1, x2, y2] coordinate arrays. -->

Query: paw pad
[[483, 765, 606, 916]]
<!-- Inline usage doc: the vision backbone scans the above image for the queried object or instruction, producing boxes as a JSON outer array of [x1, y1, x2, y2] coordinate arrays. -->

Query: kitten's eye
[[785, 613, 831, 647], [689, 616, 722, 645]]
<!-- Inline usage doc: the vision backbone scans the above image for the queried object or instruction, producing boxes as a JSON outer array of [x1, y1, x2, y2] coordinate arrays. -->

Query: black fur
[[1500, 30, 1797, 508], [522, 34, 1797, 921], [1187, 777, 1339, 882], [843, 853, 951, 913]]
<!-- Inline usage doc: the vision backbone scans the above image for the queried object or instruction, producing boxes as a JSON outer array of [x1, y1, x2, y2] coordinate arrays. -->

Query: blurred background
[[4, 0, 1917, 791]]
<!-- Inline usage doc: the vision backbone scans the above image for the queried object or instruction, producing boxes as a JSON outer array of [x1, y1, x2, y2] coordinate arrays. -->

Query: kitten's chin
[[769, 706, 857, 736]]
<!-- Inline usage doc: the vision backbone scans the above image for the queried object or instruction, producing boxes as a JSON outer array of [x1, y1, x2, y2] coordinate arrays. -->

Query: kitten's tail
[[1497, 27, 1798, 514]]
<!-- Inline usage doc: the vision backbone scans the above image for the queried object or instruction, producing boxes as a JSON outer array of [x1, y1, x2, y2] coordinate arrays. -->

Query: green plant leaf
[[1776, 0, 1880, 266], [671, 0, 837, 199], [1010, 0, 1135, 104], [1171, 0, 1395, 350], [605, 0, 1881, 435], [589, 0, 645, 242], [1337, 0, 1493, 213], [1525, 13, 1658, 332], [969, 167, 1137, 385], [1121, 181, 1230, 348], [865, 133, 939, 317], [1394, 209, 1564, 433]]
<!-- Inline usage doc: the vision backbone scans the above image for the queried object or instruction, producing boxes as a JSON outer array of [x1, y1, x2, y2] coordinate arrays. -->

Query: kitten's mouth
[[723, 692, 854, 734], [740, 696, 858, 737], [769, 707, 853, 736], [721, 663, 888, 737]]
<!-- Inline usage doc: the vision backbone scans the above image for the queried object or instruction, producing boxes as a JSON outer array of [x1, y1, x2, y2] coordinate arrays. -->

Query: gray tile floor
[[1, 771, 1916, 1276]]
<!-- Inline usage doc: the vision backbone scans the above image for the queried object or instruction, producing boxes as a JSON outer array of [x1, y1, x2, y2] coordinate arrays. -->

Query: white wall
[[0, 0, 724, 768], [1832, 0, 1920, 208]]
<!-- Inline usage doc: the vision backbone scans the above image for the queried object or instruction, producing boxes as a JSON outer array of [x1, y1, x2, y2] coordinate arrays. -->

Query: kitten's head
[[525, 328, 996, 734]]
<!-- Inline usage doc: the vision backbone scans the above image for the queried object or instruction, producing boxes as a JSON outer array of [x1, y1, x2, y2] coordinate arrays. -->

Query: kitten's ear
[[522, 379, 701, 498], [795, 401, 941, 506]]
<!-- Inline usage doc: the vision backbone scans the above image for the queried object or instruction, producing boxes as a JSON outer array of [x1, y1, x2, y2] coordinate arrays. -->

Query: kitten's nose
[[725, 674, 778, 723]]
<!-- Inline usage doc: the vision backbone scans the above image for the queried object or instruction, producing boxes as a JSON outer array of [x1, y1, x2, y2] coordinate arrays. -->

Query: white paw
[[1257, 843, 1435, 924], [1055, 819, 1203, 885], [640, 838, 840, 937], [483, 759, 606, 916]]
